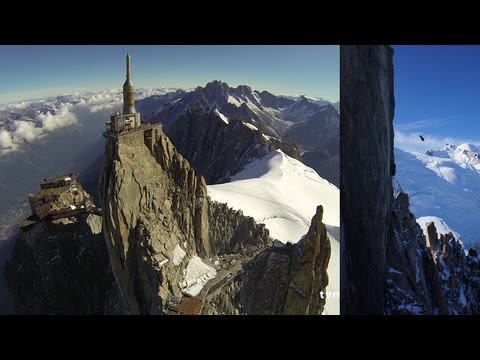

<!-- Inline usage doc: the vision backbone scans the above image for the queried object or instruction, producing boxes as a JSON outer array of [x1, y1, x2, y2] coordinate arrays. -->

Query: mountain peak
[[234, 84, 253, 95], [323, 103, 338, 112], [457, 143, 480, 153], [204, 80, 230, 91], [441, 143, 480, 153]]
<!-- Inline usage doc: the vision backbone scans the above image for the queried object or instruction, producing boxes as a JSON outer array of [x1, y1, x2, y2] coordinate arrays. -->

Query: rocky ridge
[[201, 205, 331, 315]]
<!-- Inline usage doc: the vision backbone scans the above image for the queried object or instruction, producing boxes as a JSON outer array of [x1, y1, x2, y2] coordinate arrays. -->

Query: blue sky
[[394, 45, 480, 152], [0, 45, 338, 104]]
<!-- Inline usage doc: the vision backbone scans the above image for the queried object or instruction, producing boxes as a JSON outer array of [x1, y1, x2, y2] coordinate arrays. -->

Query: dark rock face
[[0, 233, 16, 314], [167, 108, 300, 184], [4, 212, 120, 314], [202, 205, 331, 315], [208, 202, 271, 255], [340, 45, 395, 315], [168, 109, 270, 184]]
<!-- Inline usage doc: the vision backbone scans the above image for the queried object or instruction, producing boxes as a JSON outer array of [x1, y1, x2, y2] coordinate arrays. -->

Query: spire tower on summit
[[123, 53, 136, 115], [105, 54, 142, 134]]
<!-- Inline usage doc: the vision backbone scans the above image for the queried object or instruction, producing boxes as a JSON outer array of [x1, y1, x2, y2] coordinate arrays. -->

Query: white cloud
[[0, 129, 18, 153], [8, 103, 79, 149], [135, 87, 178, 100], [13, 121, 43, 143], [395, 118, 446, 132], [0, 99, 82, 155], [395, 129, 480, 153], [0, 87, 179, 156], [81, 92, 122, 113], [38, 104, 77, 132]]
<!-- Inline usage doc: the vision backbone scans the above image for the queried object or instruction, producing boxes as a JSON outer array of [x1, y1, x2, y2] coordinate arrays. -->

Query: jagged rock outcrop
[[167, 108, 300, 184], [429, 229, 480, 314], [386, 191, 480, 314], [201, 205, 331, 315], [385, 192, 446, 314], [100, 127, 273, 314], [4, 212, 120, 315], [208, 202, 270, 255], [284, 205, 331, 315], [341, 45, 395, 314]]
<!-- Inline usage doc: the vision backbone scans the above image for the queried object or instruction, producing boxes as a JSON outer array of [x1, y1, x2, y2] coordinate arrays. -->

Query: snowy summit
[[395, 143, 480, 247]]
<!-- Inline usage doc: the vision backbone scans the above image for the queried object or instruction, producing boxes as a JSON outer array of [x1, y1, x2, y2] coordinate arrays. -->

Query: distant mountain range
[[136, 80, 338, 141], [135, 80, 339, 185], [281, 95, 339, 111]]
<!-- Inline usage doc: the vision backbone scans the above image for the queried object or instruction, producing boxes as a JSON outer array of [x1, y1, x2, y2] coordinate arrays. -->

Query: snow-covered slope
[[395, 144, 480, 247], [207, 150, 339, 314]]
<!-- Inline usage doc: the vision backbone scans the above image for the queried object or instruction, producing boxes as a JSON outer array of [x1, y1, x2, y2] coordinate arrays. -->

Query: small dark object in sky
[[420, 135, 425, 142]]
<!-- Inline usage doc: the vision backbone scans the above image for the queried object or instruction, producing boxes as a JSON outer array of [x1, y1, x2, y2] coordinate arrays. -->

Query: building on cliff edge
[[21, 173, 97, 231]]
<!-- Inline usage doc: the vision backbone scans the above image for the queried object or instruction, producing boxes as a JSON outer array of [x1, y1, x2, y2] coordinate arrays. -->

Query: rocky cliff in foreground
[[100, 126, 331, 314], [341, 45, 395, 314]]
